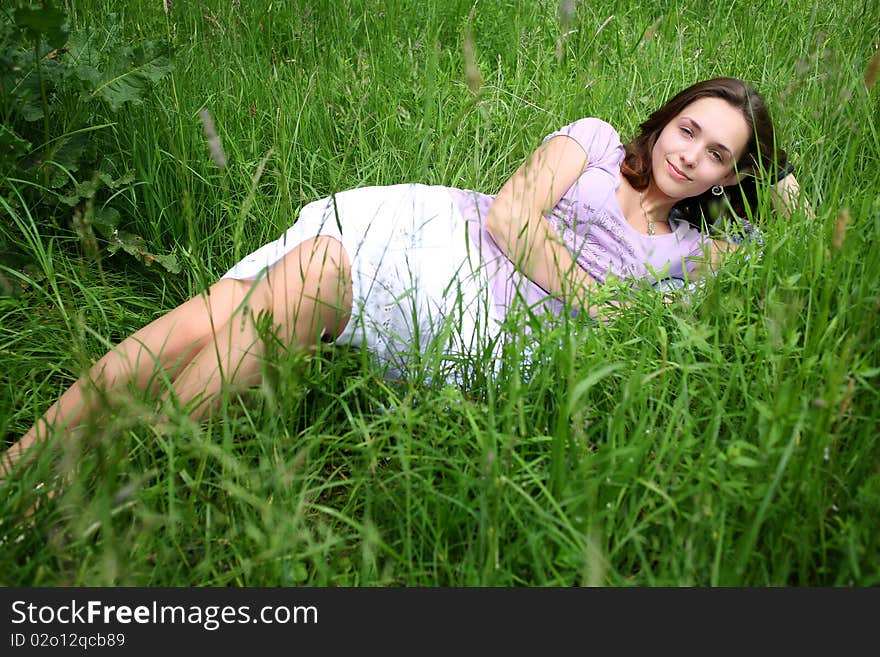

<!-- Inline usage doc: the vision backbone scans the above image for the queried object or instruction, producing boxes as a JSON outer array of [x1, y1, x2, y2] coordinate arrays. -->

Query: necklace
[[638, 190, 661, 236]]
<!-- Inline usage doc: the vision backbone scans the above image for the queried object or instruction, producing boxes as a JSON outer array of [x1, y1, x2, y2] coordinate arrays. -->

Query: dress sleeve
[[542, 117, 625, 177]]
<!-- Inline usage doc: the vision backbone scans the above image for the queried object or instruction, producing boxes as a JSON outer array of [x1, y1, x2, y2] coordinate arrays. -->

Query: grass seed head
[[832, 208, 849, 250], [643, 16, 662, 44], [199, 108, 227, 170], [462, 27, 481, 94], [865, 49, 880, 90]]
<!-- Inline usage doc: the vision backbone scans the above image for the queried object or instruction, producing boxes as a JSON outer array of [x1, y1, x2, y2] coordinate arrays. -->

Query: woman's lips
[[666, 160, 690, 181]]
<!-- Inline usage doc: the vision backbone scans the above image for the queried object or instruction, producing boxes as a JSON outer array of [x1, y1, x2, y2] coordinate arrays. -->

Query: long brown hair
[[621, 77, 787, 229]]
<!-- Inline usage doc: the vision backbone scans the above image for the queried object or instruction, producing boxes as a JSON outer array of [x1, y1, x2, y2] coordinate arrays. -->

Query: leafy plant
[[0, 1, 179, 287]]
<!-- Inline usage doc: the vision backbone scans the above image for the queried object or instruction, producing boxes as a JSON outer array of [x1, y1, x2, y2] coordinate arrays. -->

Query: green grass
[[1, 0, 878, 585]]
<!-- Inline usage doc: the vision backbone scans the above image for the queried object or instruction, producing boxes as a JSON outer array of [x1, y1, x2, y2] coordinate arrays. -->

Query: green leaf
[[94, 75, 144, 111], [14, 2, 70, 50], [20, 102, 44, 122], [0, 125, 31, 160], [97, 170, 135, 189], [93, 55, 172, 111], [73, 63, 101, 88], [43, 132, 89, 187], [75, 178, 100, 199], [131, 41, 174, 82], [107, 230, 181, 274], [90, 206, 119, 236]]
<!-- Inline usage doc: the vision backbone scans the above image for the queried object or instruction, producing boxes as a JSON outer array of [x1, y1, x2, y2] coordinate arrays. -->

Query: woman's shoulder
[[543, 117, 624, 164], [544, 117, 622, 145]]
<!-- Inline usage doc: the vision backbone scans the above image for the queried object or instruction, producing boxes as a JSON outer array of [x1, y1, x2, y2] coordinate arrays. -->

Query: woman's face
[[651, 96, 751, 199]]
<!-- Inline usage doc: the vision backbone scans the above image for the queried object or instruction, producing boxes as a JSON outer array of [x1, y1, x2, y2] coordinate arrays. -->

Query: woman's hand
[[680, 237, 732, 281], [772, 172, 813, 220]]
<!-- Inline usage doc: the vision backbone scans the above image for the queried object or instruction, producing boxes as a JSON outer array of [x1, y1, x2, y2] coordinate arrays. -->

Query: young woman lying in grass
[[2, 76, 807, 481]]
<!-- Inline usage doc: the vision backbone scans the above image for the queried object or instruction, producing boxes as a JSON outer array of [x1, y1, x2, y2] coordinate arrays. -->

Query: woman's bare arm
[[484, 135, 607, 316]]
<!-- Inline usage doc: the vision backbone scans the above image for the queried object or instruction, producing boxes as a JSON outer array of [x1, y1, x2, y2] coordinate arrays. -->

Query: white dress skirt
[[221, 183, 503, 382]]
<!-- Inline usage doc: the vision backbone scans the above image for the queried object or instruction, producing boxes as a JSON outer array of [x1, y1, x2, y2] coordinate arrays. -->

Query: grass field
[[1, 0, 878, 586]]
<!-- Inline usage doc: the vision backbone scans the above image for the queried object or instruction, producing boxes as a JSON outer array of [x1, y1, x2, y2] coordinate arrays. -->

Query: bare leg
[[168, 236, 352, 417], [2, 277, 257, 478], [3, 235, 352, 480]]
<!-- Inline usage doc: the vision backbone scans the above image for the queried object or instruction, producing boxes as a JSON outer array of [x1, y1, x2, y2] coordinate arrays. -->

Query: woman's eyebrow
[[682, 117, 733, 156]]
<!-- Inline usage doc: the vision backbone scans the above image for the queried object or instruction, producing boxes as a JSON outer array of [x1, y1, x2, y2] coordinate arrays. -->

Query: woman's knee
[[263, 236, 353, 342]]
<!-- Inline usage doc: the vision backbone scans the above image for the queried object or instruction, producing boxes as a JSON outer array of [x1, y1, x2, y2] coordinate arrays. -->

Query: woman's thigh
[[121, 277, 260, 377]]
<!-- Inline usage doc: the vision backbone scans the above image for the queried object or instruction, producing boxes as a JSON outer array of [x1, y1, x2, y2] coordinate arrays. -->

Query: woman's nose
[[679, 147, 699, 169]]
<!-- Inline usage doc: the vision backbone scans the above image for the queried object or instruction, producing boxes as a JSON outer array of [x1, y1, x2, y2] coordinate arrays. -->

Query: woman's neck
[[616, 175, 677, 233]]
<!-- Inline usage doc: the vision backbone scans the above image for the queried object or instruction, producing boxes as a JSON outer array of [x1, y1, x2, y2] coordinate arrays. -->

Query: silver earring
[[711, 185, 724, 196]]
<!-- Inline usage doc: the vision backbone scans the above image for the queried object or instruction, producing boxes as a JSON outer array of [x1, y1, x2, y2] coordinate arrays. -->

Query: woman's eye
[[709, 151, 723, 162], [680, 127, 692, 136]]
